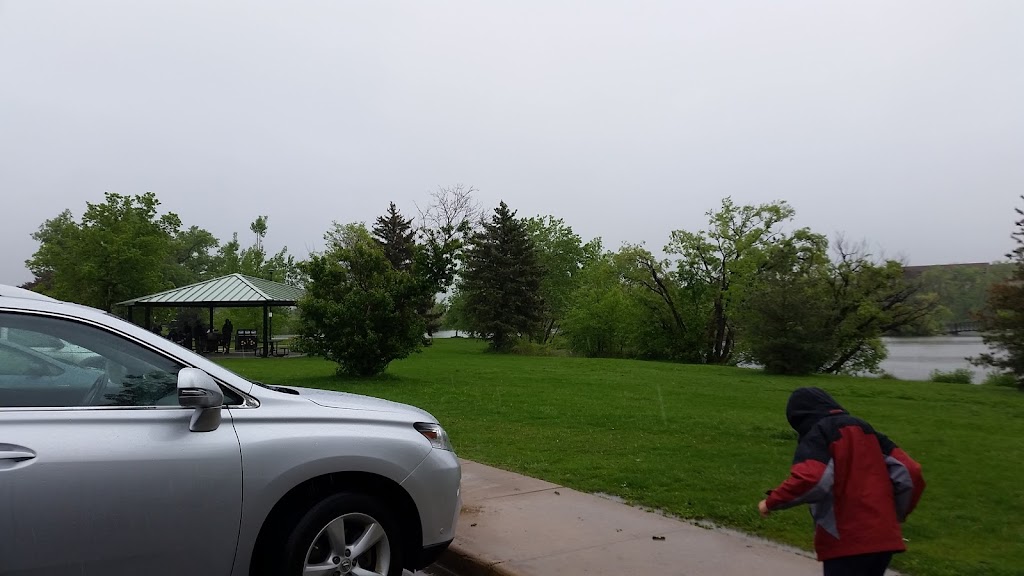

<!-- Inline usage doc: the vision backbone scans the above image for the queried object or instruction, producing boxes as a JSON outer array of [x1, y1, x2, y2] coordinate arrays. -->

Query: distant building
[[902, 262, 993, 279]]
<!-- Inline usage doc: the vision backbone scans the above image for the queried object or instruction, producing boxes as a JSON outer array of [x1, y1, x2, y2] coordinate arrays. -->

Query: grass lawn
[[216, 338, 1023, 576]]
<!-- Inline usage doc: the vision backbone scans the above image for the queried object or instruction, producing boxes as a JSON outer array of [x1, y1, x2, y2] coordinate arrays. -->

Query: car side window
[[0, 313, 185, 408]]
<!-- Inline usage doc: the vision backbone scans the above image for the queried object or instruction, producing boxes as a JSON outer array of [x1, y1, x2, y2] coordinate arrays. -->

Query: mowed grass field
[[216, 338, 1024, 576]]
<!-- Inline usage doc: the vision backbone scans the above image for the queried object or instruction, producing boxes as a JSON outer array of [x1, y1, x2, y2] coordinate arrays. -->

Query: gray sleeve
[[886, 455, 913, 522], [771, 459, 835, 511]]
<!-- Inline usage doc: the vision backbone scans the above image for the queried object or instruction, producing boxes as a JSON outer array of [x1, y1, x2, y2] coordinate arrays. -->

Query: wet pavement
[[410, 564, 457, 576], [444, 459, 828, 576]]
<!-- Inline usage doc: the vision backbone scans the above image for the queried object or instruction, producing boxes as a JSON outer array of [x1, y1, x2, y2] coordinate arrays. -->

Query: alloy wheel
[[302, 512, 391, 576]]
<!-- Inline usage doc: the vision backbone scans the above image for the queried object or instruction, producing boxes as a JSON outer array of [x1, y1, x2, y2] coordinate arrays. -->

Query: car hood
[[283, 386, 437, 422]]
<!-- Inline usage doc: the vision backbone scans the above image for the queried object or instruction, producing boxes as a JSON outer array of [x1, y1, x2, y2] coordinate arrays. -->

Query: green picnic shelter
[[117, 273, 304, 358]]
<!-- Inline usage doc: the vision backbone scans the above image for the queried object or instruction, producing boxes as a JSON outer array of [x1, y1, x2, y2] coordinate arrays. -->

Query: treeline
[[23, 191, 300, 332], [894, 264, 1014, 335], [443, 197, 938, 376], [27, 188, 980, 377]]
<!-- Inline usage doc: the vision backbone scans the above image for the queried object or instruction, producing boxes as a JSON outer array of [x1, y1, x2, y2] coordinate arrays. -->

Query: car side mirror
[[177, 367, 224, 432]]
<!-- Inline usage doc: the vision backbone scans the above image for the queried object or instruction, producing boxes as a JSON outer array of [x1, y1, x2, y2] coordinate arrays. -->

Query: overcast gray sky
[[2, 0, 1022, 285]]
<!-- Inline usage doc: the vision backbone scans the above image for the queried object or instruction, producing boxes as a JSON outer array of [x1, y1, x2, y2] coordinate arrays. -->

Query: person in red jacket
[[758, 387, 925, 576]]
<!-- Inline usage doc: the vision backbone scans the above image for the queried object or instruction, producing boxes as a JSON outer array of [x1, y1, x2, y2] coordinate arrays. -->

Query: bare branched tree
[[415, 184, 482, 239], [414, 184, 482, 295]]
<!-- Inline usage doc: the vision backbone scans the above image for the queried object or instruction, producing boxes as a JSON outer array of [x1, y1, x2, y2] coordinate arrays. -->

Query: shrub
[[929, 368, 974, 384], [510, 340, 570, 357], [982, 372, 1019, 388]]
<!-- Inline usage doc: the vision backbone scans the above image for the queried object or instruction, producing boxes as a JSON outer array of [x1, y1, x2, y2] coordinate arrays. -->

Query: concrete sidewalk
[[439, 459, 825, 576]]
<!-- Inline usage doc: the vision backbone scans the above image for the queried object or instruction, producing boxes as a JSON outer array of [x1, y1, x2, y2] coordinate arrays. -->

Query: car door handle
[[0, 449, 36, 462]]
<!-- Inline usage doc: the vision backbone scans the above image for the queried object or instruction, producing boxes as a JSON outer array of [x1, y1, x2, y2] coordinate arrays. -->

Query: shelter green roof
[[117, 274, 303, 307]]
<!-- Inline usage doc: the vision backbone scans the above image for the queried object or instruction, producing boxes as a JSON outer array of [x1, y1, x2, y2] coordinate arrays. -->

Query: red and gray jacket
[[765, 387, 926, 561]]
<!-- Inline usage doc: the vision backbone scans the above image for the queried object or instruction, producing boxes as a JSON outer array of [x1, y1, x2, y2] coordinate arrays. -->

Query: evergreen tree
[[371, 201, 448, 334], [972, 195, 1024, 389], [459, 201, 544, 351], [371, 202, 416, 271]]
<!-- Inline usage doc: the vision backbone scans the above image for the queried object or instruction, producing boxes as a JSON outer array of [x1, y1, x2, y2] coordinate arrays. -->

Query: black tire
[[279, 492, 404, 576]]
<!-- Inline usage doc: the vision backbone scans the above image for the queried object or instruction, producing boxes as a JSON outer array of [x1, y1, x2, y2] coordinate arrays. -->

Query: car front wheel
[[284, 493, 404, 576]]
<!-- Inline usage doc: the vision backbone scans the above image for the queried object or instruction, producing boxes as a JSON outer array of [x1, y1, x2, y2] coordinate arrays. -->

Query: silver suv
[[0, 284, 461, 576]]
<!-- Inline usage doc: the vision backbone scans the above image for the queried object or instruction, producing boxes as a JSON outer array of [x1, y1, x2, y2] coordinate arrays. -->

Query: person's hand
[[758, 499, 770, 517]]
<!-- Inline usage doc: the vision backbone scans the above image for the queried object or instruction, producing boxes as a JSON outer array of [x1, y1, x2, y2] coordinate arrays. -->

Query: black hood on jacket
[[785, 387, 847, 437]]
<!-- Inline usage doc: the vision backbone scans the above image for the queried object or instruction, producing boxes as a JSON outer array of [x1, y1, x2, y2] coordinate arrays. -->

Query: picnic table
[[270, 336, 291, 356]]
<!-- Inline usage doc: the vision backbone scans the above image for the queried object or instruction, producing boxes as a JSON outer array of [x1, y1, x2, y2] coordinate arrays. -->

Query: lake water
[[879, 336, 989, 382], [431, 331, 993, 383]]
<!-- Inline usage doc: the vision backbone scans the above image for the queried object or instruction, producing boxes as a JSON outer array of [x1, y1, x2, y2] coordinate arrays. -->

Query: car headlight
[[414, 422, 453, 451]]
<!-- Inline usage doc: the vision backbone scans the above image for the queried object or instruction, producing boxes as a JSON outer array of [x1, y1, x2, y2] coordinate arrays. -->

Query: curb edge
[[437, 543, 520, 576]]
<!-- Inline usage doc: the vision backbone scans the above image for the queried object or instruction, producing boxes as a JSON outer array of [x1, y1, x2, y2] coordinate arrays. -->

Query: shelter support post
[[262, 305, 269, 358]]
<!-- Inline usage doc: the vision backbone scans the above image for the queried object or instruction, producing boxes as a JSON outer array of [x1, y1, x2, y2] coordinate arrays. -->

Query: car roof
[[0, 284, 58, 302], [0, 285, 101, 317]]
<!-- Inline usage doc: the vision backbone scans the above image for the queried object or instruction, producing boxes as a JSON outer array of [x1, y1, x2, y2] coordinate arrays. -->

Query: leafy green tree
[[971, 196, 1024, 389], [524, 216, 601, 343], [614, 244, 709, 361], [169, 225, 221, 285], [885, 296, 951, 337], [665, 197, 796, 364], [737, 273, 838, 374], [735, 234, 937, 375], [441, 289, 474, 336], [210, 233, 243, 276], [250, 215, 268, 251], [372, 202, 416, 271], [211, 216, 299, 285], [23, 210, 78, 295], [734, 231, 837, 374], [296, 223, 428, 376], [818, 240, 936, 374], [561, 253, 646, 357], [458, 201, 543, 351], [17, 272, 52, 292], [26, 192, 184, 311], [423, 300, 447, 338]]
